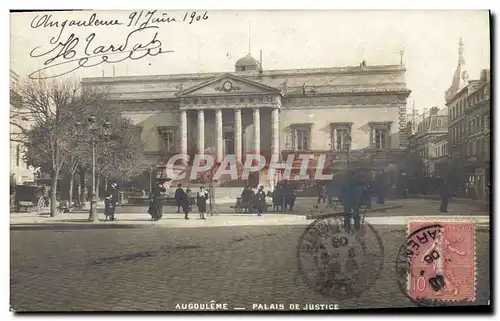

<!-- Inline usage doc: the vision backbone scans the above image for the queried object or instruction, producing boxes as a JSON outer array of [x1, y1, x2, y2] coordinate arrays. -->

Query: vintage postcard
[[9, 9, 491, 312]]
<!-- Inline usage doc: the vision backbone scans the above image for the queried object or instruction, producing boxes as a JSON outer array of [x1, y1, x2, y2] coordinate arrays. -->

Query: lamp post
[[208, 162, 219, 216], [76, 115, 111, 222], [148, 167, 154, 194], [345, 133, 352, 169]]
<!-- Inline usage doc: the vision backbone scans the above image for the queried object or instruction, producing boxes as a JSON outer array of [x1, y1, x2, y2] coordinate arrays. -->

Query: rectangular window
[[157, 126, 176, 153], [330, 127, 352, 151], [295, 129, 309, 151], [164, 131, 174, 152], [374, 129, 387, 149], [369, 122, 391, 149]]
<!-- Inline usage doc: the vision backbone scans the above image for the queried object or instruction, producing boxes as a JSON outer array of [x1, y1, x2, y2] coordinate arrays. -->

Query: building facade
[[445, 38, 491, 200], [82, 53, 411, 186], [408, 106, 448, 177], [429, 134, 449, 178], [10, 70, 34, 186]]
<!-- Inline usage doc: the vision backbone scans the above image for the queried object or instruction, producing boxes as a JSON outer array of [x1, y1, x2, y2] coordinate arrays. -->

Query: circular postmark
[[297, 214, 384, 300], [395, 223, 472, 307]]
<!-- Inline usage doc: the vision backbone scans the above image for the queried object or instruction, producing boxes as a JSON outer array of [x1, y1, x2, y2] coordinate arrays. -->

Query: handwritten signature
[[29, 26, 174, 79]]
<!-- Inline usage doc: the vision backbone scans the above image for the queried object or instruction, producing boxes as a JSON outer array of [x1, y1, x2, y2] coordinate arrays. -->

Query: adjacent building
[[82, 52, 411, 186], [445, 38, 491, 200], [10, 69, 34, 186], [407, 106, 448, 177]]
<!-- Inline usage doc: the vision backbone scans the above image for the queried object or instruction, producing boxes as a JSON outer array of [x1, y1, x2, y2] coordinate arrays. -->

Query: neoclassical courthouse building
[[82, 52, 411, 186]]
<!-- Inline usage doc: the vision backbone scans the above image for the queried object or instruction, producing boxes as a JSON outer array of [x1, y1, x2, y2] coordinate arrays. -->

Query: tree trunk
[[104, 177, 108, 192], [76, 181, 81, 207], [50, 173, 59, 217], [96, 175, 100, 200], [68, 173, 74, 211], [79, 168, 87, 208]]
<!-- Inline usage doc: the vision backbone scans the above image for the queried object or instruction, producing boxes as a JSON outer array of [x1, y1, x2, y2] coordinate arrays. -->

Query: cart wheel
[[36, 196, 46, 215]]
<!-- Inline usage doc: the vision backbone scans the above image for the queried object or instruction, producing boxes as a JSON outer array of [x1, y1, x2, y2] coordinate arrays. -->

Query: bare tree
[[16, 78, 81, 217]]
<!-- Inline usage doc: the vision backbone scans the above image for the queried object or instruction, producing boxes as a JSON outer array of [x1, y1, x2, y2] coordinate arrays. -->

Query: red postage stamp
[[407, 220, 476, 302]]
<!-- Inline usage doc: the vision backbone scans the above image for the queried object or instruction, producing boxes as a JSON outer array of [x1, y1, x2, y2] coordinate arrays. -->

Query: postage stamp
[[406, 219, 476, 303]]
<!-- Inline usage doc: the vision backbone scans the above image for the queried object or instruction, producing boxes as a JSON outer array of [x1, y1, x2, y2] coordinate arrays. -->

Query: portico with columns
[[177, 73, 282, 186]]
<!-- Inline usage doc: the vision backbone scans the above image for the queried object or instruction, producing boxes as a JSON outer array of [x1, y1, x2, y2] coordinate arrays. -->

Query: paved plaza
[[10, 198, 490, 312]]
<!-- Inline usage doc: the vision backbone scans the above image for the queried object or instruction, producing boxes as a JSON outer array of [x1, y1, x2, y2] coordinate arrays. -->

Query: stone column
[[253, 108, 260, 155], [215, 109, 223, 163], [180, 110, 188, 156], [235, 109, 242, 163], [197, 110, 205, 154], [271, 108, 279, 161]]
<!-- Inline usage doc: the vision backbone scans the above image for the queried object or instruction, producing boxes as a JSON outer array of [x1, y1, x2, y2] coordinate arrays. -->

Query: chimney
[[480, 69, 490, 82], [259, 50, 263, 74]]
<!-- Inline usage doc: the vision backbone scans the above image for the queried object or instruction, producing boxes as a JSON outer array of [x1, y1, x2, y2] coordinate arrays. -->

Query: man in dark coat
[[282, 181, 293, 212], [272, 184, 283, 212], [439, 180, 451, 213], [174, 184, 184, 213], [289, 190, 296, 211], [340, 172, 363, 232], [179, 188, 190, 220], [255, 185, 267, 216], [317, 183, 326, 204]]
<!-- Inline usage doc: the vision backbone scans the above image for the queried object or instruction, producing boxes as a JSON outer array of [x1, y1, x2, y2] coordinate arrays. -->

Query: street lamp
[[76, 115, 111, 222], [208, 163, 219, 216], [345, 133, 352, 169], [148, 167, 154, 194]]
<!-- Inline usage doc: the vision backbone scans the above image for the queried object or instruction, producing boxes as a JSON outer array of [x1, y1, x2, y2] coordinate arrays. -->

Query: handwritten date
[[29, 26, 174, 80], [127, 10, 208, 28]]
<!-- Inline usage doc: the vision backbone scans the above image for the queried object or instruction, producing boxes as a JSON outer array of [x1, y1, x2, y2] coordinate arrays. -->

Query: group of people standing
[[313, 170, 388, 233], [148, 182, 212, 221], [270, 181, 297, 212], [240, 185, 268, 215], [173, 184, 211, 220]]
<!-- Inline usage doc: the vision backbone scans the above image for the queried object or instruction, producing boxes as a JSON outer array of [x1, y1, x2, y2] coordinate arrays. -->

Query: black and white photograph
[[8, 7, 492, 313]]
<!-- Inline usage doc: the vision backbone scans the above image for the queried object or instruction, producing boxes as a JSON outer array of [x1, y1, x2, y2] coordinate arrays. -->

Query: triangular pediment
[[178, 73, 281, 97]]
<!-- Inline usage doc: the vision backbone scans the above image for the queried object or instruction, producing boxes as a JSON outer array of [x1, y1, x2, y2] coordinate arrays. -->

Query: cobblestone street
[[10, 223, 490, 311]]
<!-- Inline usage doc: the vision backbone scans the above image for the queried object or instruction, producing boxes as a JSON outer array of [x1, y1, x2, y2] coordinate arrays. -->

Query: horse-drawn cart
[[13, 184, 48, 214]]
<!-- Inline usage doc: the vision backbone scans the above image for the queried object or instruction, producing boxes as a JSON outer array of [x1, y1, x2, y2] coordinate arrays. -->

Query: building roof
[[81, 64, 409, 101], [235, 53, 260, 67]]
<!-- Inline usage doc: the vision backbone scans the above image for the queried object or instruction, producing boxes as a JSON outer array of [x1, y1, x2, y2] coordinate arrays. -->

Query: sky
[[9, 10, 490, 112]]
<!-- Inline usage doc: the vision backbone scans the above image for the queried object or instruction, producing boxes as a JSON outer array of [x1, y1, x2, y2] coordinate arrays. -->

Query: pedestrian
[[174, 184, 184, 213], [180, 188, 190, 220], [148, 180, 166, 221], [440, 179, 451, 213], [289, 190, 296, 211], [104, 182, 118, 221], [196, 186, 209, 220], [282, 181, 291, 212], [340, 171, 363, 233], [317, 183, 326, 204], [255, 185, 267, 216], [272, 183, 282, 212]]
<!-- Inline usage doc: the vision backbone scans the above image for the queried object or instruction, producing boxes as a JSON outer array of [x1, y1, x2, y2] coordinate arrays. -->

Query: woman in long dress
[[148, 181, 166, 221], [196, 186, 209, 220]]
